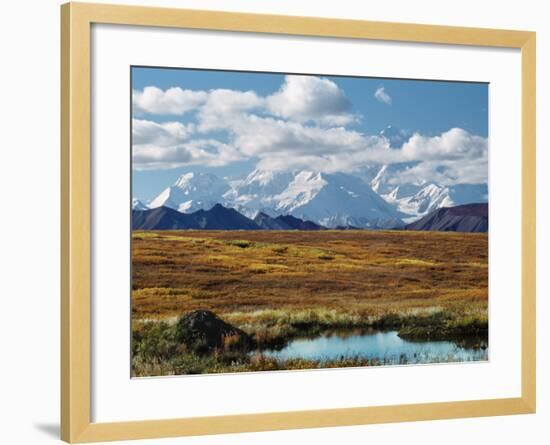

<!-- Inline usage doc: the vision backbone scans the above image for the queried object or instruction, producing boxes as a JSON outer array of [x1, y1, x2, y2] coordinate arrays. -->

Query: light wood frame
[[61, 2, 536, 442]]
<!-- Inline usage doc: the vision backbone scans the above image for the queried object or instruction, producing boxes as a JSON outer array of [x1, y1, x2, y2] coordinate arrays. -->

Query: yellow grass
[[131, 230, 488, 325]]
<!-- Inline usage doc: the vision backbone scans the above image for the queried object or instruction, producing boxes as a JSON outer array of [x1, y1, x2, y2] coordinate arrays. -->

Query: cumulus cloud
[[198, 89, 264, 132], [235, 115, 375, 157], [401, 128, 487, 161], [374, 86, 392, 105], [133, 86, 208, 115], [380, 128, 488, 185], [267, 75, 357, 125], [132, 118, 242, 170], [132, 78, 487, 186], [133, 75, 358, 125], [132, 119, 194, 146], [133, 139, 243, 170], [254, 127, 487, 184], [392, 158, 487, 186]]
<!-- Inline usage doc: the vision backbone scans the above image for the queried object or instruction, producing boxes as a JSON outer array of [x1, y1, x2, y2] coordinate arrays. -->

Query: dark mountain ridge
[[405, 203, 488, 232], [133, 202, 488, 232], [132, 206, 195, 230], [274, 214, 325, 231], [190, 204, 260, 230], [132, 204, 261, 230], [133, 204, 328, 231], [253, 212, 294, 230]]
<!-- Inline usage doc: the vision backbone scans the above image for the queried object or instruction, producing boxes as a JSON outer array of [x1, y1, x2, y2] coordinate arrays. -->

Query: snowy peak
[[274, 171, 327, 212], [148, 168, 406, 228], [149, 172, 230, 213], [244, 169, 288, 187], [407, 183, 453, 215], [370, 165, 389, 193], [274, 171, 405, 228], [144, 167, 487, 229], [132, 198, 148, 211], [173, 172, 226, 191], [382, 182, 488, 220], [369, 163, 419, 195], [173, 172, 195, 188], [232, 168, 402, 227], [224, 169, 294, 207]]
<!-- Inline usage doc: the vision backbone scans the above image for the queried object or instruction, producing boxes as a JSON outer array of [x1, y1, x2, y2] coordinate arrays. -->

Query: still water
[[261, 330, 488, 365]]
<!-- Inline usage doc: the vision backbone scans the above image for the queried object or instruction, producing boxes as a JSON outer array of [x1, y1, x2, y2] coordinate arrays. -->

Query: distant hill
[[274, 215, 325, 231], [133, 203, 489, 232], [133, 204, 261, 230], [191, 204, 260, 230], [405, 203, 488, 233], [133, 204, 333, 231], [253, 212, 294, 230], [132, 206, 195, 230]]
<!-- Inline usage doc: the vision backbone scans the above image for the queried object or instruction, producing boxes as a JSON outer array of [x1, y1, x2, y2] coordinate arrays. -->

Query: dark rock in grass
[[175, 310, 253, 353]]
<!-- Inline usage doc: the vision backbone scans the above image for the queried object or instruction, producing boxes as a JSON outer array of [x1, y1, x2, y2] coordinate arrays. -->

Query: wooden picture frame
[[61, 2, 536, 442]]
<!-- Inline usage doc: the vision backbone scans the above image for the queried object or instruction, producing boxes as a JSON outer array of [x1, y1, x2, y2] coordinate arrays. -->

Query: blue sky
[[132, 66, 488, 201]]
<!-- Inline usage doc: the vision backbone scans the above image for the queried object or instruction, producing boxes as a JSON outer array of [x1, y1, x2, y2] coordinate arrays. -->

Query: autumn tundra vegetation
[[131, 230, 488, 376]]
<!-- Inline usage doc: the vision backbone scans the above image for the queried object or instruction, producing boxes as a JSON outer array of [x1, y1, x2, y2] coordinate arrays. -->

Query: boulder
[[175, 310, 253, 353]]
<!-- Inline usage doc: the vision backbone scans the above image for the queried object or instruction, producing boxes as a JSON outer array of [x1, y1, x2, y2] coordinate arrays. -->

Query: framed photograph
[[61, 2, 536, 442]]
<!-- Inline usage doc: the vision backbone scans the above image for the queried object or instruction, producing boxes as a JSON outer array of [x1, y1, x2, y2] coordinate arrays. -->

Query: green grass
[[131, 306, 488, 376]]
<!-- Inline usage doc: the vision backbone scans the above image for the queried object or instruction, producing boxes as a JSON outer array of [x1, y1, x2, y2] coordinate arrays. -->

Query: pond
[[260, 330, 488, 365]]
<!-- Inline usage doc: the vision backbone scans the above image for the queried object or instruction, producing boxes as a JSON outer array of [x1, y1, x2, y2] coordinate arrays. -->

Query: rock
[[175, 310, 253, 353]]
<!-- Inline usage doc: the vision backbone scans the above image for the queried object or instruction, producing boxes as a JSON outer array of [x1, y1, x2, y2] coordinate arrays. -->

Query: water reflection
[[260, 330, 488, 364]]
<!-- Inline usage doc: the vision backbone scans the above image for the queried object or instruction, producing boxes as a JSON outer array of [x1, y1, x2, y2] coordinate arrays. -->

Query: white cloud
[[232, 115, 368, 156], [132, 119, 242, 170], [133, 139, 243, 170], [266, 75, 357, 125], [401, 128, 487, 161], [253, 126, 487, 185], [132, 119, 194, 146], [392, 158, 488, 186], [132, 79, 486, 186], [133, 86, 208, 115], [198, 89, 264, 132], [133, 144, 193, 167], [374, 86, 392, 105], [381, 128, 488, 185], [205, 89, 264, 114], [134, 76, 358, 126]]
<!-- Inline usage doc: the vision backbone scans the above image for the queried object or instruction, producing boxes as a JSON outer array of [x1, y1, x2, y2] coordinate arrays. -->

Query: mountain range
[[133, 204, 260, 230], [133, 202, 488, 232], [134, 166, 488, 229], [132, 204, 326, 231]]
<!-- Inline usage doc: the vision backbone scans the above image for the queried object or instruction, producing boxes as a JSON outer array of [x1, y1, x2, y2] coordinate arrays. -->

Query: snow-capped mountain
[[384, 182, 452, 218], [222, 169, 294, 216], [222, 169, 406, 228], [132, 198, 148, 211], [383, 181, 488, 220], [369, 162, 425, 195], [278, 171, 405, 228], [145, 167, 487, 228], [149, 172, 230, 213], [363, 163, 488, 220]]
